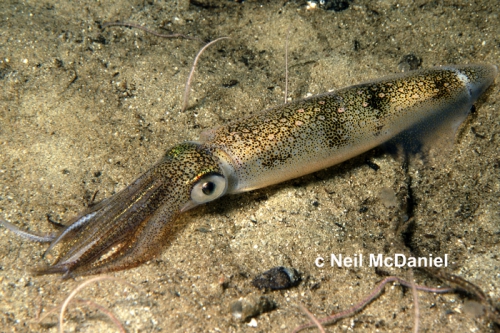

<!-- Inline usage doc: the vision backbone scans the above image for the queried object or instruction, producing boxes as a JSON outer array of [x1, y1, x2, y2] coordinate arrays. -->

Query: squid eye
[[202, 181, 216, 195], [190, 173, 227, 204]]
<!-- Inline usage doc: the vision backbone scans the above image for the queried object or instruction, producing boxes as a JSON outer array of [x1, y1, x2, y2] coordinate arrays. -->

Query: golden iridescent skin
[[1, 64, 497, 276]]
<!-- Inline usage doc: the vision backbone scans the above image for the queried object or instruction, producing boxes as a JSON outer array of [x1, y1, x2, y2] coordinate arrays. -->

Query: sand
[[0, 0, 498, 332]]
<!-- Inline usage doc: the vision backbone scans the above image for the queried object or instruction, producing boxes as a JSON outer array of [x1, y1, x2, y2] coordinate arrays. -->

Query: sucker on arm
[[1, 64, 497, 277]]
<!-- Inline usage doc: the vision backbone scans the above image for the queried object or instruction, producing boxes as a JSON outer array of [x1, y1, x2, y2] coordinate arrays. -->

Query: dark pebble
[[222, 79, 239, 88], [320, 0, 350, 12], [252, 266, 301, 290], [359, 206, 368, 213], [365, 159, 380, 171]]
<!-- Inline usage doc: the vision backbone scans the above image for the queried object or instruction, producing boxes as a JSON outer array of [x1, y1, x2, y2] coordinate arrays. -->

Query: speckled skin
[[202, 64, 497, 193], [6, 64, 496, 276]]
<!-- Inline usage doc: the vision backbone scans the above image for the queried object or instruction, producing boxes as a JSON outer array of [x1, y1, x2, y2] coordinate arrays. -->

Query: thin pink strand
[[59, 275, 136, 333], [299, 304, 325, 333], [77, 299, 126, 333], [409, 270, 420, 333], [292, 276, 453, 333], [181, 37, 229, 112]]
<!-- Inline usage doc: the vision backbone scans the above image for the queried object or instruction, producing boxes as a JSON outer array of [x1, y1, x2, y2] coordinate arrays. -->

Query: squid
[[1, 64, 497, 277]]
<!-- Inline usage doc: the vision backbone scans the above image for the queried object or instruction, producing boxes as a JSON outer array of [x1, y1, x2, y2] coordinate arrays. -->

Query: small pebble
[[252, 266, 301, 290], [230, 295, 275, 322], [365, 159, 380, 171], [247, 318, 258, 327]]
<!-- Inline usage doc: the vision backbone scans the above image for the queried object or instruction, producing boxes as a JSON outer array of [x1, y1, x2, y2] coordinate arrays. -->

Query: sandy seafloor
[[0, 0, 499, 332]]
